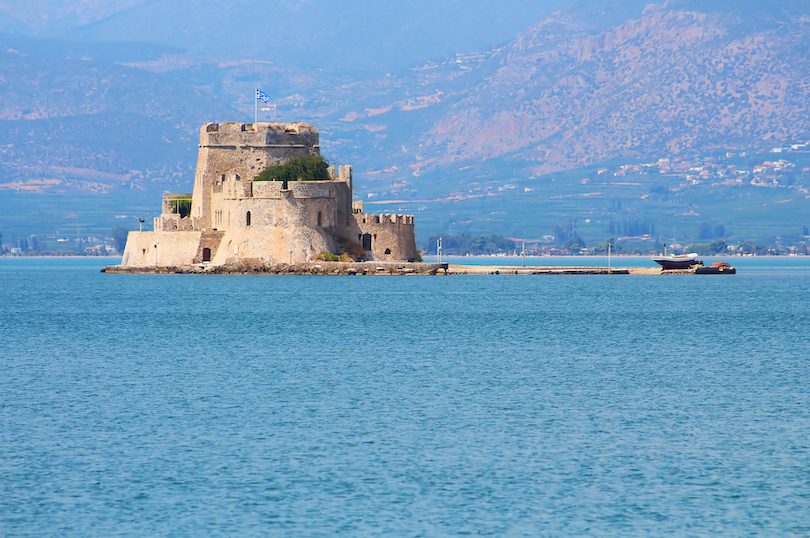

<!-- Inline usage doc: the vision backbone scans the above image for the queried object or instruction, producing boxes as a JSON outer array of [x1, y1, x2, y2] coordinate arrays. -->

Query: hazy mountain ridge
[[7, 0, 808, 191], [416, 3, 810, 176], [2, 0, 810, 243], [72, 0, 565, 75], [0, 0, 144, 33], [0, 43, 234, 193]]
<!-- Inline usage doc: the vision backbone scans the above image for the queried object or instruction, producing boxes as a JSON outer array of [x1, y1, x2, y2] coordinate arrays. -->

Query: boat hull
[[651, 253, 699, 270]]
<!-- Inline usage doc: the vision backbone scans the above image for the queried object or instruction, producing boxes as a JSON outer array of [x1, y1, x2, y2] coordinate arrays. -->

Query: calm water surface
[[1, 257, 809, 536]]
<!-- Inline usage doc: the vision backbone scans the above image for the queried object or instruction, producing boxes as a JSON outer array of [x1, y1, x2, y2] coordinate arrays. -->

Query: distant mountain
[[61, 0, 566, 76], [0, 39, 234, 193], [2, 0, 810, 243], [406, 0, 810, 176], [0, 1, 144, 33]]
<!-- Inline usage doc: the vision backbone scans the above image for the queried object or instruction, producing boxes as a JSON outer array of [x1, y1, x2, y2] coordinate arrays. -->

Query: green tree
[[564, 236, 586, 251], [424, 233, 515, 255], [255, 155, 330, 182], [592, 237, 622, 254], [169, 197, 192, 218], [738, 241, 756, 254], [708, 239, 728, 254], [112, 227, 131, 253]]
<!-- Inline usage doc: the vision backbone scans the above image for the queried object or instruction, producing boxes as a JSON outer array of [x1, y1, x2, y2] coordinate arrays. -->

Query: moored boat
[[651, 252, 699, 270]]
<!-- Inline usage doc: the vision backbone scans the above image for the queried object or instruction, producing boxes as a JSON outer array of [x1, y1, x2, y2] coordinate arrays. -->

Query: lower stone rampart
[[121, 231, 202, 267], [104, 261, 448, 275]]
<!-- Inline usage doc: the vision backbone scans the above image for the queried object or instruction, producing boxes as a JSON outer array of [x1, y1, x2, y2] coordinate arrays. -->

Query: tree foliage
[[563, 236, 586, 251], [424, 233, 515, 255], [592, 237, 624, 254], [112, 226, 131, 253], [738, 241, 770, 255], [170, 197, 192, 218], [684, 239, 729, 255], [255, 155, 330, 182]]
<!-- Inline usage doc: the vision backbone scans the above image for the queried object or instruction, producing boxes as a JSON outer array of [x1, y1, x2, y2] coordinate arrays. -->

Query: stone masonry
[[119, 122, 418, 269]]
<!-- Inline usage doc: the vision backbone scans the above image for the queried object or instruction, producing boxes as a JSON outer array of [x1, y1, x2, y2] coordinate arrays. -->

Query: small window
[[317, 211, 322, 227], [384, 248, 391, 255], [246, 211, 251, 226]]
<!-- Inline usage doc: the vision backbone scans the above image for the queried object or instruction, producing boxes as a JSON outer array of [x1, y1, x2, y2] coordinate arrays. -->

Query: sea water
[[1, 257, 809, 536]]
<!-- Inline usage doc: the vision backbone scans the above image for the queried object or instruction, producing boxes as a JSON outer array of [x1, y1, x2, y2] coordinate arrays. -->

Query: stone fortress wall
[[121, 122, 417, 269]]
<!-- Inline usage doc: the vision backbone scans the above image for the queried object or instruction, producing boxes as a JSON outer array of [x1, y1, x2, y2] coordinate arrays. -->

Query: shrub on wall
[[172, 197, 192, 218], [337, 236, 366, 260], [255, 156, 330, 182], [314, 251, 342, 262]]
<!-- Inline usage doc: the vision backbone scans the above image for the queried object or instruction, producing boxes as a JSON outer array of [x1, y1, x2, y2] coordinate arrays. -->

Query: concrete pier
[[103, 261, 734, 275], [446, 265, 733, 275], [103, 260, 449, 275]]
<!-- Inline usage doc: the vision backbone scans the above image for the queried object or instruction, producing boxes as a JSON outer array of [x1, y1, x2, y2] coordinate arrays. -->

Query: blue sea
[[2, 256, 809, 536]]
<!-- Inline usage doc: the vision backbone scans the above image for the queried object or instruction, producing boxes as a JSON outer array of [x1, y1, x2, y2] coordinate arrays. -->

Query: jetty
[[103, 261, 448, 275], [445, 265, 733, 275], [102, 261, 735, 275]]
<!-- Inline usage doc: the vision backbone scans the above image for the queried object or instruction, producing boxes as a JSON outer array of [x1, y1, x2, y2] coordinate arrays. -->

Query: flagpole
[[254, 87, 258, 124]]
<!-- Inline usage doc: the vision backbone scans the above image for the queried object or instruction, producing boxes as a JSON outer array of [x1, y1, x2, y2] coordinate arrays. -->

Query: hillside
[[0, 39, 234, 194], [340, 0, 810, 178], [2, 0, 810, 246]]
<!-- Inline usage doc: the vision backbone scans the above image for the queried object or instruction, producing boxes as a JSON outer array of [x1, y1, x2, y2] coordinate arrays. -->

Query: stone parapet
[[155, 214, 193, 231], [199, 122, 319, 150]]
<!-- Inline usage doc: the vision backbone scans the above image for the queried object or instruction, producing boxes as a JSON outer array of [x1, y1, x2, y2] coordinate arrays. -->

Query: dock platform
[[103, 261, 735, 275]]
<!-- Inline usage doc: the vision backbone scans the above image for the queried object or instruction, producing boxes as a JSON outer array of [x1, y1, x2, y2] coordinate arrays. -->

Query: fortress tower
[[191, 122, 321, 231], [119, 122, 417, 269]]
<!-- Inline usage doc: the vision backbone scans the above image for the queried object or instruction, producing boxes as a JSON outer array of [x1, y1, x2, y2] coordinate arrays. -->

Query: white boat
[[651, 252, 699, 270]]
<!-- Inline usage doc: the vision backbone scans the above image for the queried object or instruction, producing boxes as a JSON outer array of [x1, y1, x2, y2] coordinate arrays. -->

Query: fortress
[[120, 122, 418, 269]]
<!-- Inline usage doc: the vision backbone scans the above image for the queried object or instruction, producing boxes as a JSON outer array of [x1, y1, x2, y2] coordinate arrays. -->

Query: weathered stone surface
[[103, 261, 448, 276], [117, 121, 418, 271]]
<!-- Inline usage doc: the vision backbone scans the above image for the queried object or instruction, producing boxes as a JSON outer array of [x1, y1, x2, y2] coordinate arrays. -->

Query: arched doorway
[[202, 247, 211, 262], [362, 233, 372, 251]]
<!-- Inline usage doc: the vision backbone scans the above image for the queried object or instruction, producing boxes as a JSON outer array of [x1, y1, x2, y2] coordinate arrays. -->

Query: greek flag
[[256, 89, 270, 104]]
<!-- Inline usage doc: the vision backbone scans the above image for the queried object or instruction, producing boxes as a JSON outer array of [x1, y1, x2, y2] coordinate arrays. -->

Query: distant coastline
[[2, 253, 808, 259]]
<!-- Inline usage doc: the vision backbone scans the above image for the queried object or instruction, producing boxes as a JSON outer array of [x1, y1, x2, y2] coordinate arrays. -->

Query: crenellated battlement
[[357, 213, 415, 226], [199, 122, 320, 152]]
